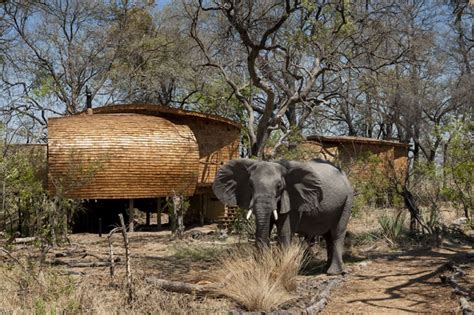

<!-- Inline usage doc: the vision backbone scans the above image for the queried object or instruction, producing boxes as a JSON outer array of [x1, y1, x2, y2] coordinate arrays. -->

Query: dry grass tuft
[[212, 242, 307, 311]]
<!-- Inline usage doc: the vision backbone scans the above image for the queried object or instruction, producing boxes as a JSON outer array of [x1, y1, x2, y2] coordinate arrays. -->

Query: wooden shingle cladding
[[182, 118, 240, 185], [302, 136, 409, 180], [48, 114, 200, 199], [89, 104, 241, 187]]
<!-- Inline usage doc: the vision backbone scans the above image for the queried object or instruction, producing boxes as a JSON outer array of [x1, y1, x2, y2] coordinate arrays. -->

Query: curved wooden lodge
[[47, 104, 241, 201]]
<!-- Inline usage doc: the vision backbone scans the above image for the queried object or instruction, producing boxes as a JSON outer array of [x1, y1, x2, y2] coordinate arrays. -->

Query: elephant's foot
[[326, 263, 344, 275]]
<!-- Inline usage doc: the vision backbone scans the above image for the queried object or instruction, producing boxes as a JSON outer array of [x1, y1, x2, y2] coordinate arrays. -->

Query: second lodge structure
[[47, 104, 241, 231], [300, 135, 409, 182]]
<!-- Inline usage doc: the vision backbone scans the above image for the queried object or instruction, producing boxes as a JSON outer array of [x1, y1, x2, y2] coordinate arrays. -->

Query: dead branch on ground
[[51, 258, 120, 268], [439, 261, 472, 314], [303, 277, 344, 314], [145, 277, 220, 296], [13, 237, 36, 244]]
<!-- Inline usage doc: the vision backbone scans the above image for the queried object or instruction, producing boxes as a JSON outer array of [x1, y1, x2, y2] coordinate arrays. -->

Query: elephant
[[212, 158, 353, 275]]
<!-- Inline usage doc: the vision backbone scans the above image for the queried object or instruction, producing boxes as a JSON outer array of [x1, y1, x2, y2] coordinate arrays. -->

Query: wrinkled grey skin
[[212, 158, 353, 275]]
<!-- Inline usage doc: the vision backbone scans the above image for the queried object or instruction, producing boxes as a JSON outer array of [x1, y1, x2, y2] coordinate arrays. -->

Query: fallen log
[[303, 277, 344, 314], [55, 249, 86, 258], [460, 297, 473, 315], [13, 237, 36, 244], [439, 261, 472, 314], [62, 270, 85, 276], [145, 277, 218, 296], [445, 261, 466, 276], [51, 258, 120, 268]]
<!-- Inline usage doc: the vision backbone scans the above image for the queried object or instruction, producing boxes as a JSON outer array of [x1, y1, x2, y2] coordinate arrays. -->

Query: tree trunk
[[172, 194, 185, 239]]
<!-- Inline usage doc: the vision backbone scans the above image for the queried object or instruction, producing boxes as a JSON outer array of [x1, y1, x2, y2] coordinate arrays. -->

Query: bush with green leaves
[[0, 144, 88, 245], [441, 121, 473, 222], [1, 145, 47, 237], [409, 121, 473, 232], [378, 211, 406, 246], [349, 153, 403, 216], [230, 208, 257, 241]]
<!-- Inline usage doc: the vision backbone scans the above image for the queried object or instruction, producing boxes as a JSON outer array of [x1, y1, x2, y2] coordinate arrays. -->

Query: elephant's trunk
[[255, 211, 270, 247], [253, 195, 275, 247]]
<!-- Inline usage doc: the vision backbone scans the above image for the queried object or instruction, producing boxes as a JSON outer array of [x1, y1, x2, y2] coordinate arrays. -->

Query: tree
[[184, 0, 411, 158], [1, 0, 118, 129], [107, 4, 199, 106]]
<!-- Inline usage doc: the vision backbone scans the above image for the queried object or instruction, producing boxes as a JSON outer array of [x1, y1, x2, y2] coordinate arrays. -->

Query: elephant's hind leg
[[323, 231, 333, 269], [326, 197, 352, 275], [326, 230, 346, 275]]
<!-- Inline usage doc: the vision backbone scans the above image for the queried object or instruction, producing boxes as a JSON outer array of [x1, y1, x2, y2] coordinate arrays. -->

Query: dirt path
[[323, 245, 472, 314]]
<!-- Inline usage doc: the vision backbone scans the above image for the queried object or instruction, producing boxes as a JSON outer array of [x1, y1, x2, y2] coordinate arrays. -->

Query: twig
[[118, 214, 133, 304], [108, 226, 122, 279], [5, 231, 20, 245], [0, 247, 42, 286]]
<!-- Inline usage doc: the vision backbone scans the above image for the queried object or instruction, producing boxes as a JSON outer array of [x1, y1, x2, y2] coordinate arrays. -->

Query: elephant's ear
[[279, 189, 291, 214], [278, 160, 323, 216], [212, 159, 256, 209]]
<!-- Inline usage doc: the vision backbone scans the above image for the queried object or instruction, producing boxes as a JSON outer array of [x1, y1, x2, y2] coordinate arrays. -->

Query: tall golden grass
[[212, 242, 307, 311]]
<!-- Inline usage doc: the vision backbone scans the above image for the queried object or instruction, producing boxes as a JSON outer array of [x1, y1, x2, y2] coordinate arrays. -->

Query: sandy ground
[[1, 214, 472, 313], [63, 226, 472, 314], [324, 244, 473, 314]]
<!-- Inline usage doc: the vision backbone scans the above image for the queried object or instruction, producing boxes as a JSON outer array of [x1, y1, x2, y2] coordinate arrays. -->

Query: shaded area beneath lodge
[[72, 192, 225, 234]]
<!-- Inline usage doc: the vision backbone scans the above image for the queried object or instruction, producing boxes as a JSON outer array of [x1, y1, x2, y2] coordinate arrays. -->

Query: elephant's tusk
[[246, 209, 253, 220], [273, 210, 278, 221]]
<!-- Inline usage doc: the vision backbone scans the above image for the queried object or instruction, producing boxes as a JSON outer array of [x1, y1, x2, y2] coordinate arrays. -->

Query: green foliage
[[270, 129, 308, 160], [378, 211, 406, 246], [350, 231, 379, 247], [191, 79, 248, 123], [0, 144, 46, 237], [441, 121, 473, 221], [31, 74, 54, 98], [229, 208, 256, 241], [172, 243, 224, 262], [411, 121, 473, 229], [349, 153, 402, 215], [0, 142, 92, 245]]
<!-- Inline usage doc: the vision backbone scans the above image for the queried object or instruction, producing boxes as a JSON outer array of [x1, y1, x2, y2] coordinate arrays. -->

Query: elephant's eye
[[277, 182, 282, 190]]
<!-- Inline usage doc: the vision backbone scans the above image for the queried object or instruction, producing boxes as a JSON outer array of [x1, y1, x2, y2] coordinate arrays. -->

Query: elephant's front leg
[[276, 213, 292, 246]]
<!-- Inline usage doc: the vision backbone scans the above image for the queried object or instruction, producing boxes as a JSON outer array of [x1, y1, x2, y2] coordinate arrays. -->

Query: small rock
[[357, 261, 372, 268], [452, 217, 468, 226], [190, 231, 203, 240], [218, 230, 228, 240]]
